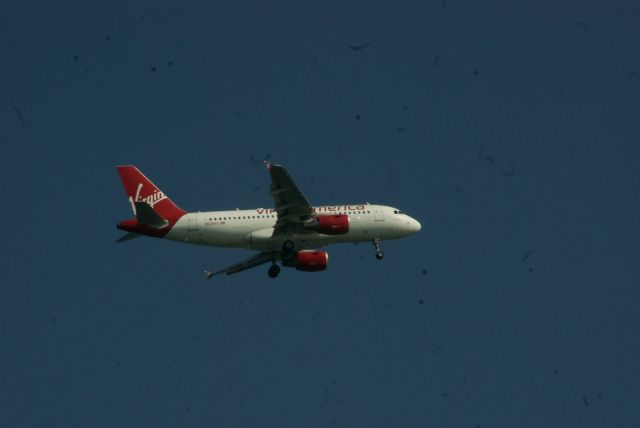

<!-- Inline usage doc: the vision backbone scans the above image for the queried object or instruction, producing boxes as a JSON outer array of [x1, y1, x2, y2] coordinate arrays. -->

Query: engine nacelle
[[304, 214, 349, 235], [294, 250, 329, 272]]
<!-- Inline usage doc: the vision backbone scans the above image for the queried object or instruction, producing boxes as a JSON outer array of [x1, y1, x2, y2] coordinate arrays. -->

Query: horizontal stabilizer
[[135, 202, 169, 229], [115, 232, 142, 243]]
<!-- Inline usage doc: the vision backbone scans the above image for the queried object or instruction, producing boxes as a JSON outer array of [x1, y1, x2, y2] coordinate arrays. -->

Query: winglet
[[263, 160, 272, 170], [204, 270, 214, 279]]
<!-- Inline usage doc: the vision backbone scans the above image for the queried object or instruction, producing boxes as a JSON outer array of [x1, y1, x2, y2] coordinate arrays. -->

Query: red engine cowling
[[305, 214, 349, 235], [295, 250, 329, 272]]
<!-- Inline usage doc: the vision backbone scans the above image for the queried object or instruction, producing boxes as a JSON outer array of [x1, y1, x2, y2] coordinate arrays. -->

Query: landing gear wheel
[[372, 238, 384, 260], [282, 240, 295, 253], [268, 264, 281, 278]]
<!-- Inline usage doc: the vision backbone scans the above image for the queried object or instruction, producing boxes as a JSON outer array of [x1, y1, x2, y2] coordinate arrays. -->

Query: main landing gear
[[267, 239, 294, 278], [373, 238, 384, 260], [268, 263, 281, 278]]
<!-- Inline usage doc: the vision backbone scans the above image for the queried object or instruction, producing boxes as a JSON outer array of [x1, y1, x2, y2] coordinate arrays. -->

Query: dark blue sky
[[2, 1, 639, 427]]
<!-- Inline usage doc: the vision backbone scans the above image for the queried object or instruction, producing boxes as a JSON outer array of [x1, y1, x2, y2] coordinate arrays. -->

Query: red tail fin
[[116, 165, 186, 221]]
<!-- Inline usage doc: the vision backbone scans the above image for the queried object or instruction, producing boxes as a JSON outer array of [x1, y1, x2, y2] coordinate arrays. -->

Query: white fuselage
[[165, 204, 421, 251]]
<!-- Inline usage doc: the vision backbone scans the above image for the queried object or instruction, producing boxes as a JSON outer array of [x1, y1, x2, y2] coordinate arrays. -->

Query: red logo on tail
[[117, 165, 186, 225]]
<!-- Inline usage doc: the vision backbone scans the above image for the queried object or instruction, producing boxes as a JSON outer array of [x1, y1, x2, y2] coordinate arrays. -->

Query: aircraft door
[[374, 210, 385, 221], [187, 213, 199, 232], [186, 213, 203, 243]]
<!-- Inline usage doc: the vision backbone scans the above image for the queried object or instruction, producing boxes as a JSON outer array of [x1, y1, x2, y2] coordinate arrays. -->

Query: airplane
[[115, 162, 421, 278]]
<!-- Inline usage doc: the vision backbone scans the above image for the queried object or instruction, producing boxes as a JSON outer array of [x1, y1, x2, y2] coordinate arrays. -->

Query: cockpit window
[[394, 210, 399, 214]]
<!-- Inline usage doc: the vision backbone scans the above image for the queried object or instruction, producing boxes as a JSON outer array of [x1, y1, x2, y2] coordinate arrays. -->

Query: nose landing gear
[[373, 238, 384, 260]]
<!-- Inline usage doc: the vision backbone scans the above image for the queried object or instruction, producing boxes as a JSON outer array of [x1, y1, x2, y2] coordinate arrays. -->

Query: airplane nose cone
[[405, 217, 421, 233]]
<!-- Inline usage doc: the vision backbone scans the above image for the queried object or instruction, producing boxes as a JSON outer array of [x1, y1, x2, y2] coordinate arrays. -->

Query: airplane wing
[[265, 161, 314, 234], [206, 251, 277, 277]]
